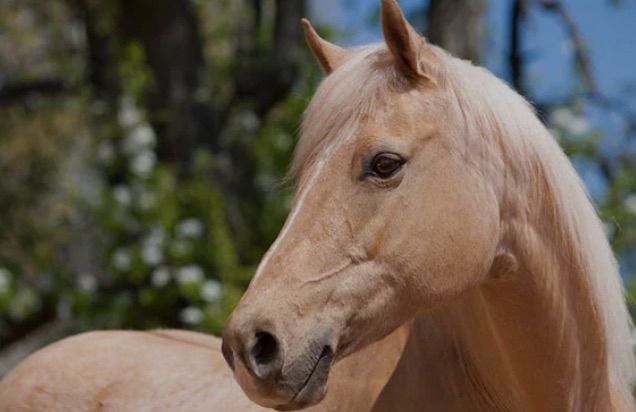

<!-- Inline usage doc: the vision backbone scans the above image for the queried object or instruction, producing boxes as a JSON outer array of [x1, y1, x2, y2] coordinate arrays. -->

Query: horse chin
[[274, 347, 333, 411], [273, 381, 328, 411]]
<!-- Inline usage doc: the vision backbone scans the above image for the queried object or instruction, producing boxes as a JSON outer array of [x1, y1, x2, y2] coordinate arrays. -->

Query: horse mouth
[[276, 346, 334, 411]]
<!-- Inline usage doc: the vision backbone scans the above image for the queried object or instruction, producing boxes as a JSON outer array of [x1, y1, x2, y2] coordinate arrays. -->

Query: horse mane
[[294, 41, 635, 406], [441, 51, 636, 406]]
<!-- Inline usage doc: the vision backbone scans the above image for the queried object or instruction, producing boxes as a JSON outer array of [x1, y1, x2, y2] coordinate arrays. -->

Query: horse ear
[[301, 18, 349, 74], [381, 0, 431, 80]]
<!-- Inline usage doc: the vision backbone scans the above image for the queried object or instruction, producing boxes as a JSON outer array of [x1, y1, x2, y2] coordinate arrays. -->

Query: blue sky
[[309, 0, 636, 102]]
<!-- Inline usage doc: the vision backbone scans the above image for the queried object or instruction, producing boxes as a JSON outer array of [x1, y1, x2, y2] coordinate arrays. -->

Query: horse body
[[1, 330, 258, 412], [0, 327, 408, 411]]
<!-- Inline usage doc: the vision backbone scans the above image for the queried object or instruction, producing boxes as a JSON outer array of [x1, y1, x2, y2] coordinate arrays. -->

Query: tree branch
[[120, 0, 220, 167], [76, 0, 121, 102], [536, 0, 608, 105], [509, 0, 527, 96], [0, 79, 69, 105], [427, 0, 486, 63]]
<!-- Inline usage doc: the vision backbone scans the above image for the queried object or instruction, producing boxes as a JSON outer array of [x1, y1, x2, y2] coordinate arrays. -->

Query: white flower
[[625, 194, 636, 215], [180, 306, 204, 325], [567, 117, 590, 136], [201, 279, 222, 303], [131, 125, 156, 147], [77, 272, 97, 293], [145, 227, 166, 247], [141, 244, 163, 266], [151, 266, 171, 287], [175, 218, 204, 238], [68, 22, 84, 47], [113, 185, 132, 206], [602, 222, 615, 239], [96, 141, 115, 164], [238, 111, 260, 131], [123, 124, 156, 156], [130, 151, 156, 178], [141, 227, 165, 266], [0, 268, 11, 292], [118, 96, 142, 128], [551, 107, 590, 136], [176, 265, 204, 284], [112, 248, 132, 271], [551, 107, 573, 128]]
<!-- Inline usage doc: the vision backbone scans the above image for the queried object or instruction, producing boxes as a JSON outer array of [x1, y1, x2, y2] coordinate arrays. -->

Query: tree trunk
[[120, 0, 217, 169], [426, 0, 487, 63], [78, 0, 122, 102], [234, 0, 306, 116]]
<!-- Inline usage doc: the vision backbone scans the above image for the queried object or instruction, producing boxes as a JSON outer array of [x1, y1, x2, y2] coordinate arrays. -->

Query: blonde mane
[[294, 42, 635, 407], [442, 50, 636, 407]]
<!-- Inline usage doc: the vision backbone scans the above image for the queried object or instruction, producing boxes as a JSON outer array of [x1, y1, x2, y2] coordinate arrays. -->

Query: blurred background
[[0, 0, 635, 375]]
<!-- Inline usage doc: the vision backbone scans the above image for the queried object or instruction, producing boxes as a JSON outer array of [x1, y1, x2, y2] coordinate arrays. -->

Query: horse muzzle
[[221, 315, 336, 410]]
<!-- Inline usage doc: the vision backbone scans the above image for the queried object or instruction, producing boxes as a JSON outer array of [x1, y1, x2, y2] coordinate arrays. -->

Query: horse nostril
[[221, 339, 234, 370], [248, 331, 283, 381], [251, 331, 279, 366]]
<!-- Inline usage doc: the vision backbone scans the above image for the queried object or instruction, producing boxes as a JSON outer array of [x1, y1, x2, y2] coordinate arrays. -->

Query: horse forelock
[[291, 44, 412, 181]]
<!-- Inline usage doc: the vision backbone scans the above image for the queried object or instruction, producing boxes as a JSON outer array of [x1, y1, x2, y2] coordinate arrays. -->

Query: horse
[[221, 0, 636, 411], [0, 327, 408, 411]]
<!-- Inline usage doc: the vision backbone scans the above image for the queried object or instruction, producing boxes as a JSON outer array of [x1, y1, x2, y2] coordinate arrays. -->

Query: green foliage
[[0, 97, 85, 338], [118, 42, 154, 104], [242, 69, 321, 261], [1, 0, 635, 353], [548, 102, 636, 316], [550, 104, 636, 254], [0, 0, 305, 342], [78, 170, 244, 335]]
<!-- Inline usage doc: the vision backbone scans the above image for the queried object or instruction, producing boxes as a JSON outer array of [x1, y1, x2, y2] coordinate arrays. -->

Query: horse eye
[[370, 153, 404, 179]]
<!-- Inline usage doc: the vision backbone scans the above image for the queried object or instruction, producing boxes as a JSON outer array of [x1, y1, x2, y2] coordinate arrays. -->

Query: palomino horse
[[221, 0, 636, 411], [0, 327, 408, 411]]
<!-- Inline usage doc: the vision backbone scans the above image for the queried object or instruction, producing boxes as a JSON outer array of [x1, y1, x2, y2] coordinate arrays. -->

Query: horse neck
[[373, 151, 619, 412], [373, 244, 611, 412]]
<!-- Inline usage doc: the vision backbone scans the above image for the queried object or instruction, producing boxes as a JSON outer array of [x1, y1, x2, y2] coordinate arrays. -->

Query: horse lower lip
[[290, 346, 333, 405]]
